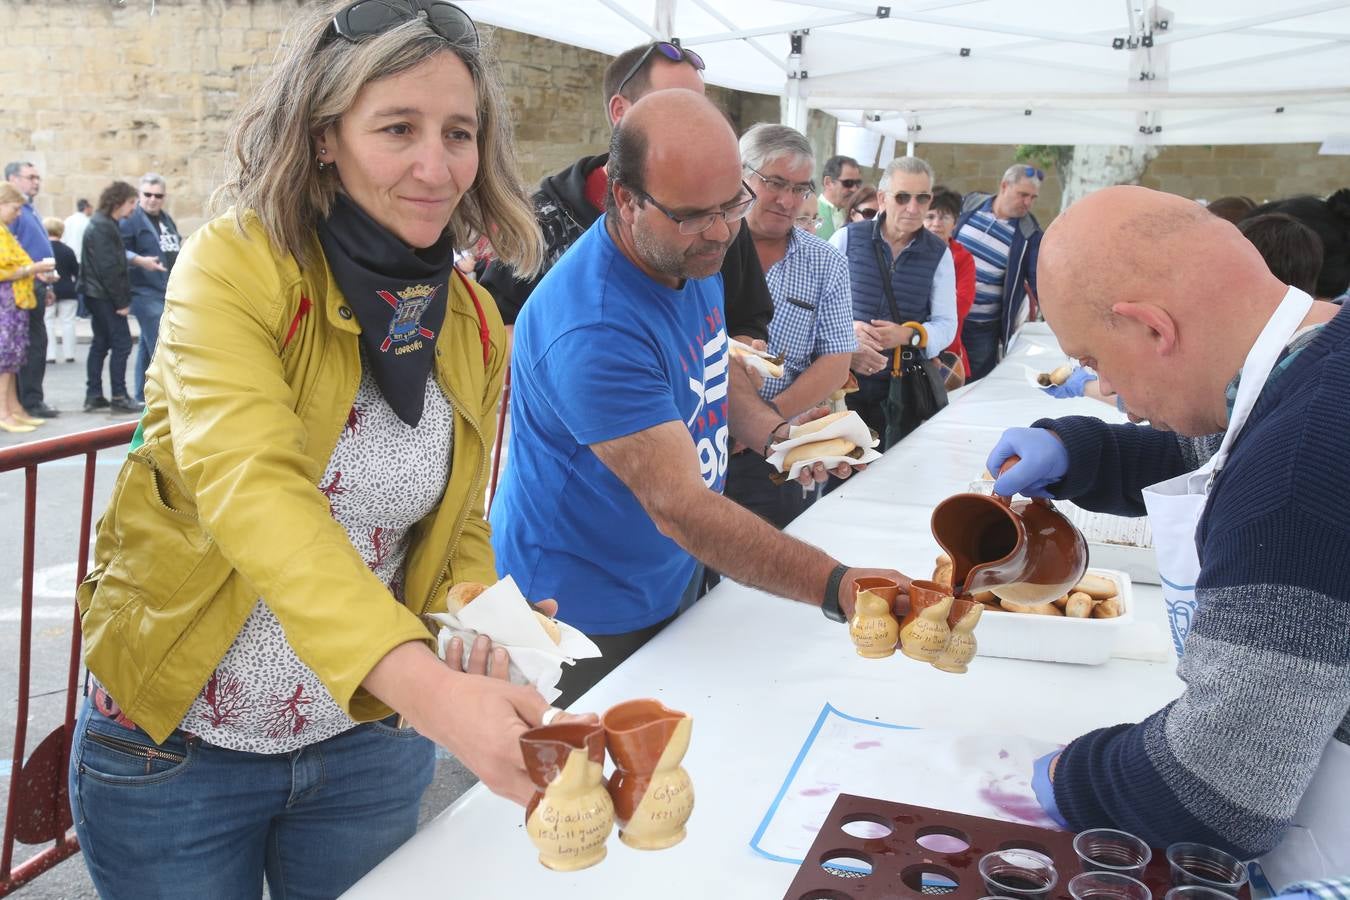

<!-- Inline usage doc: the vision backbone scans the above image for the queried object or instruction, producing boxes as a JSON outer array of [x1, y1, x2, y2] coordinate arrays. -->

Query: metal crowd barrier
[[0, 422, 135, 895]]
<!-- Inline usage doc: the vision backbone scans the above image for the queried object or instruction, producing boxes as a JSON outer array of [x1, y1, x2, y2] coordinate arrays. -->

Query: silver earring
[[317, 157, 330, 171]]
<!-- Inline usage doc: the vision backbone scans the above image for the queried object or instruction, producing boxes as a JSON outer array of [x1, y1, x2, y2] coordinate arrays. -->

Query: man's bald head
[[608, 90, 739, 204], [1040, 186, 1288, 435], [607, 90, 747, 284]]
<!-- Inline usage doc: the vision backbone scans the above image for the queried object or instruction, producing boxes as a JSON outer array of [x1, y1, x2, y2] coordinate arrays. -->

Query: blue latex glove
[[1042, 366, 1098, 399], [986, 427, 1070, 498], [1032, 751, 1070, 828]]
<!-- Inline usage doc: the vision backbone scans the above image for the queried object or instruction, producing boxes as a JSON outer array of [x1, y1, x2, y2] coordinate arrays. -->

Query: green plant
[[1015, 145, 1072, 174]]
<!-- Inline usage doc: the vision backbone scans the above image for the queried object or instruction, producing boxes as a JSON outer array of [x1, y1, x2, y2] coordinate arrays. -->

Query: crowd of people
[[0, 164, 180, 432], [3, 0, 1338, 896]]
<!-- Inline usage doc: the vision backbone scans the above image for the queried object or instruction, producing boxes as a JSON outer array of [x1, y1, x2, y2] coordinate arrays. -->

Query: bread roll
[[1093, 597, 1123, 619], [1001, 598, 1064, 615], [783, 437, 857, 468], [730, 344, 784, 378], [788, 411, 852, 439], [533, 610, 562, 644], [1065, 591, 1095, 618], [1073, 573, 1117, 601], [447, 581, 487, 613]]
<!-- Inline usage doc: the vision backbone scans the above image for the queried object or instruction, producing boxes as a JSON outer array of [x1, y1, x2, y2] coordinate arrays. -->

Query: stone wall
[[2, 0, 1347, 235], [911, 143, 1350, 223]]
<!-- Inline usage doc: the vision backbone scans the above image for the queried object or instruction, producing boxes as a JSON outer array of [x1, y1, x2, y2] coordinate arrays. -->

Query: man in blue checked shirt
[[725, 124, 857, 528]]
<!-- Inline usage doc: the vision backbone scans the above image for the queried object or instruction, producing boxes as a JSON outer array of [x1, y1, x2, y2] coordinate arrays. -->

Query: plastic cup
[[1068, 872, 1153, 900], [1166, 843, 1248, 894], [1073, 828, 1153, 877], [1165, 887, 1237, 900], [979, 848, 1059, 900]]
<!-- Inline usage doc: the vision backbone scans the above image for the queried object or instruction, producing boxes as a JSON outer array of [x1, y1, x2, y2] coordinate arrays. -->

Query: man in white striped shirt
[[954, 165, 1044, 380]]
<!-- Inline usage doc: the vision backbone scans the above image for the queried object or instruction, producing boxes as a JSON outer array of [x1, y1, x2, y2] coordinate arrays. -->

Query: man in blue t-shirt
[[491, 91, 905, 704]]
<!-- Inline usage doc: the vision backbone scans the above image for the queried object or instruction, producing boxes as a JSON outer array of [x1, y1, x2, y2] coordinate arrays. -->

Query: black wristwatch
[[822, 564, 850, 622]]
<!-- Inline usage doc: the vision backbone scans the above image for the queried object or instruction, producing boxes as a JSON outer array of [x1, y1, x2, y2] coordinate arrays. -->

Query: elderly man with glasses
[[816, 154, 863, 242], [119, 173, 181, 403], [954, 163, 1045, 381], [724, 123, 856, 528], [829, 156, 957, 447], [491, 91, 906, 705]]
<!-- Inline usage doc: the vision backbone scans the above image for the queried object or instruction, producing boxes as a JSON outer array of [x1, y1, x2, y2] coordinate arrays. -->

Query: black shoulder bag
[[871, 238, 949, 449]]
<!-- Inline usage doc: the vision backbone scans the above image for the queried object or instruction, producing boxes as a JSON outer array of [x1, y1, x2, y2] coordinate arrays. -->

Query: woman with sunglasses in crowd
[[70, 2, 557, 896], [845, 185, 879, 225]]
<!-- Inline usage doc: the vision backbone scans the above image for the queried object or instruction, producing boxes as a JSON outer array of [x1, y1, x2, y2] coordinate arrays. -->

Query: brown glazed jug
[[932, 596, 984, 674], [899, 579, 954, 662], [602, 699, 694, 850], [520, 722, 614, 871], [930, 492, 1088, 605], [850, 576, 901, 658]]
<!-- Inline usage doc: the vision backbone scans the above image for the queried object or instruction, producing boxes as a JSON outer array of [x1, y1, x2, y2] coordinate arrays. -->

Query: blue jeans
[[962, 318, 1004, 382], [70, 696, 435, 899], [130, 293, 164, 402]]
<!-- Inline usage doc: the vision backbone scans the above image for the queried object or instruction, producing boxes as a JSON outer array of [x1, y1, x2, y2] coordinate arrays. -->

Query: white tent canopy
[[464, 0, 1350, 145]]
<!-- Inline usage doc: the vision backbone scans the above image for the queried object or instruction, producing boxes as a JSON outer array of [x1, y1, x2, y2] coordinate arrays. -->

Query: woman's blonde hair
[[0, 183, 24, 206], [44, 217, 64, 238], [212, 0, 542, 274]]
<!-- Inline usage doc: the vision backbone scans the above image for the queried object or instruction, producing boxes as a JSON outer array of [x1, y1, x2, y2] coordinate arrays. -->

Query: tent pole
[[906, 141, 915, 156]]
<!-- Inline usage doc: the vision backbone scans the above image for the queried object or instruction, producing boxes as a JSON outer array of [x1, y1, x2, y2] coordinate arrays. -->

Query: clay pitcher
[[602, 699, 694, 850], [850, 576, 900, 658], [520, 722, 614, 871], [899, 579, 954, 662], [932, 596, 984, 674], [930, 492, 1087, 606]]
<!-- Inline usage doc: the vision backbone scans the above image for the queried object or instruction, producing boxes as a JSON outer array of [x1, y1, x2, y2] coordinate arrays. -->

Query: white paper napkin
[[729, 338, 784, 378], [425, 576, 602, 704], [766, 411, 882, 480]]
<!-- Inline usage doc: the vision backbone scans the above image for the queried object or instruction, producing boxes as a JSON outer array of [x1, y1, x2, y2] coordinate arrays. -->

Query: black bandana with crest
[[317, 193, 456, 426]]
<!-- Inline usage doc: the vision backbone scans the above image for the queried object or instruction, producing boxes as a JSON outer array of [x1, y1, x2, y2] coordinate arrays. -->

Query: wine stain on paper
[[800, 783, 839, 797], [978, 774, 1058, 828], [854, 740, 883, 750]]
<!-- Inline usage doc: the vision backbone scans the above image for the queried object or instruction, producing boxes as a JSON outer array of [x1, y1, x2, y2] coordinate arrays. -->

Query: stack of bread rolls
[[930, 556, 1123, 619]]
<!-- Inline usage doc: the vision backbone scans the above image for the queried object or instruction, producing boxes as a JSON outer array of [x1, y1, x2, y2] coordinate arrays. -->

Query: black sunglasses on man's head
[[615, 41, 706, 96], [324, 0, 478, 47]]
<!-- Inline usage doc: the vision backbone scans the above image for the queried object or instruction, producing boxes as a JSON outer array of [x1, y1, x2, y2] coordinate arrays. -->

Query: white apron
[[1141, 286, 1349, 884]]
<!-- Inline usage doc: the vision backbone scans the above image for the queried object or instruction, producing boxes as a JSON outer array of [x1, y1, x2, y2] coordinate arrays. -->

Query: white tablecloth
[[343, 324, 1183, 898]]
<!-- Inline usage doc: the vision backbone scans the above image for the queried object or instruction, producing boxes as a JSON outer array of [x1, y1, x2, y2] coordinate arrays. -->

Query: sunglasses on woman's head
[[854, 207, 878, 219], [324, 0, 478, 48], [616, 41, 706, 96]]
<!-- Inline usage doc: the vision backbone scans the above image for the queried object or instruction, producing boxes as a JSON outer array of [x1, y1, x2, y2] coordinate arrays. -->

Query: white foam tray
[[974, 568, 1134, 666]]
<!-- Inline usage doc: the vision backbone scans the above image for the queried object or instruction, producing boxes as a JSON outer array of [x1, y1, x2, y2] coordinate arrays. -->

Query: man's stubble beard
[[632, 218, 730, 282]]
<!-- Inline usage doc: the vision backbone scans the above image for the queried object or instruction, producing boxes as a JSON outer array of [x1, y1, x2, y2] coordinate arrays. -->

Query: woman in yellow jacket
[[70, 3, 555, 896]]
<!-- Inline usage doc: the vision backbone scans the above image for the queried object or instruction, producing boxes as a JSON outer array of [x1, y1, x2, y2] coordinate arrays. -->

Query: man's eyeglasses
[[324, 0, 478, 48], [853, 207, 878, 220], [631, 182, 756, 235], [142, 191, 165, 200], [892, 191, 934, 207], [615, 41, 706, 97], [795, 213, 822, 231], [837, 178, 863, 189], [746, 167, 815, 200]]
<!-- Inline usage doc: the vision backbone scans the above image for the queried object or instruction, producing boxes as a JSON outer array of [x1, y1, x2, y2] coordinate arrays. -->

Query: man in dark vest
[[828, 157, 957, 445]]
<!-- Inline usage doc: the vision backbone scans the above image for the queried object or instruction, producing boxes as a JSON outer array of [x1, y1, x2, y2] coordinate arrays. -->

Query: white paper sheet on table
[[750, 704, 1062, 864]]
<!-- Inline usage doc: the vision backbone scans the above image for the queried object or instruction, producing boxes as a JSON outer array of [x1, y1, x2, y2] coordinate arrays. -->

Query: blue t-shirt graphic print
[[490, 216, 729, 634]]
